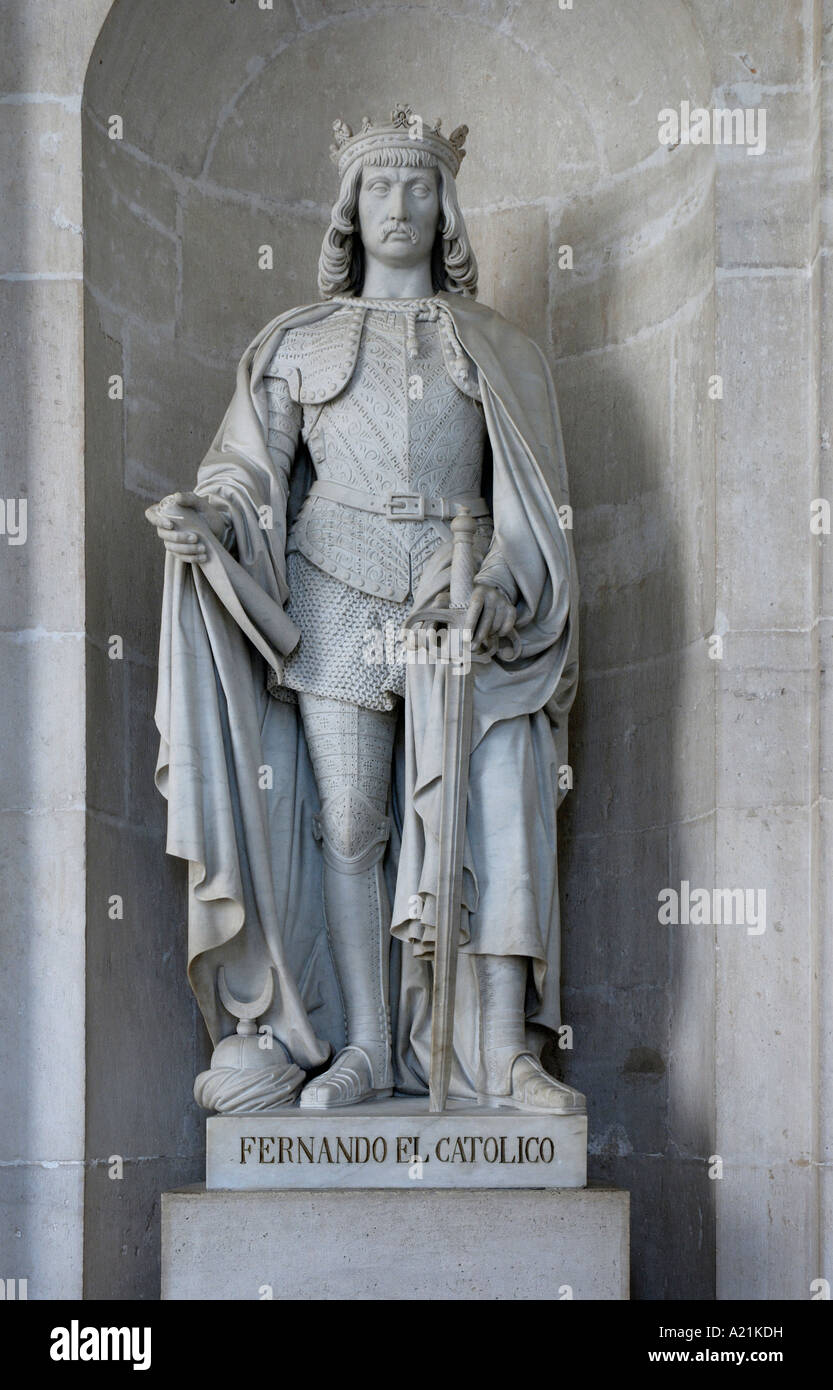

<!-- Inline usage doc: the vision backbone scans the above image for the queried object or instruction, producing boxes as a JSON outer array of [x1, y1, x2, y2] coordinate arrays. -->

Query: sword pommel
[[450, 506, 477, 609]]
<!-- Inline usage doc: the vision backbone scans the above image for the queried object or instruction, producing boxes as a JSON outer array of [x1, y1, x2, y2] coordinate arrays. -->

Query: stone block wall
[[0, 0, 828, 1301]]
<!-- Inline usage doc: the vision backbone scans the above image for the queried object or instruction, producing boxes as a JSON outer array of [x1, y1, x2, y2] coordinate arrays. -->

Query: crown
[[329, 103, 468, 179]]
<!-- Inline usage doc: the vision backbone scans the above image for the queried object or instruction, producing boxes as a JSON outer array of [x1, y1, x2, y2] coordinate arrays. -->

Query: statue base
[[205, 1096, 587, 1190], [161, 1184, 629, 1300]]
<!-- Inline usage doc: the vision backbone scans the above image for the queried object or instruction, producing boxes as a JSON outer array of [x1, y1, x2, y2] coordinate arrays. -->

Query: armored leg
[[475, 954, 586, 1114], [297, 693, 397, 1108]]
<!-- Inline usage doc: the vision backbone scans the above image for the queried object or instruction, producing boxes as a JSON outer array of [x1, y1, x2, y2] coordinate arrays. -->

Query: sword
[[427, 508, 477, 1112]]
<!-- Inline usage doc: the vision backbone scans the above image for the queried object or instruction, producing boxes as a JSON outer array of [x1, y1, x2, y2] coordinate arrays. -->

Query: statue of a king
[[146, 105, 584, 1118]]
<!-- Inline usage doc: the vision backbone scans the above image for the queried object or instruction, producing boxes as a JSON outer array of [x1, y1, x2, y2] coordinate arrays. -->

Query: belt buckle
[[385, 491, 425, 521]]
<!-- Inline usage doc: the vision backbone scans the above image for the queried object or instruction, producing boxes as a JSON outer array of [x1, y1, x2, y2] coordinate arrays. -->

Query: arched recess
[[82, 0, 715, 1299]]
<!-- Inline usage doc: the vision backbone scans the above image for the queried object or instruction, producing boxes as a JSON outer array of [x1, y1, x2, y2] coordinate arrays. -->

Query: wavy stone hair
[[318, 147, 478, 299]]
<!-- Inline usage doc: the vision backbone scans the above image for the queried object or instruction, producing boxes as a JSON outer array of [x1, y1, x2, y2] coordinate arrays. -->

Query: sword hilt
[[449, 506, 477, 610]]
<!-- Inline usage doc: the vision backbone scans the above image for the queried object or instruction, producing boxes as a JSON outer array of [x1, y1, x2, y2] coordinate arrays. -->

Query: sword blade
[[429, 654, 475, 1112]]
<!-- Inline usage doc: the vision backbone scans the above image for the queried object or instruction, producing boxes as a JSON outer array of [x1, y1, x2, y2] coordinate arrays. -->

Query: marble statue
[[146, 105, 583, 1119]]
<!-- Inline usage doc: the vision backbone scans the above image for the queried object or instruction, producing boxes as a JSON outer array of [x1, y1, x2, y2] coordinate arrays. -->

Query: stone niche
[[83, 0, 715, 1299]]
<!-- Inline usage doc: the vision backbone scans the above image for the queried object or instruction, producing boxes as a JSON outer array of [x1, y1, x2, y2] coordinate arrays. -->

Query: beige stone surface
[[550, 178, 714, 357], [162, 1184, 629, 1300], [0, 279, 85, 632], [205, 12, 601, 209], [684, 0, 808, 87], [0, 809, 86, 1164], [717, 1162, 819, 1301], [716, 273, 818, 630], [715, 804, 815, 1159], [0, 101, 83, 275], [465, 204, 550, 351], [715, 91, 819, 270], [0, 1165, 85, 1301]]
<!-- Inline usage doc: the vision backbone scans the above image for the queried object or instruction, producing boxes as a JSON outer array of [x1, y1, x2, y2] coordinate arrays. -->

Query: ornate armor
[[262, 296, 497, 709], [264, 296, 489, 600]]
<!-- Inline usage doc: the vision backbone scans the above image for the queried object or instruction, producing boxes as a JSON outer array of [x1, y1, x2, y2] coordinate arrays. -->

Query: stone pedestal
[[206, 1098, 587, 1190], [162, 1184, 629, 1300], [162, 1101, 627, 1299]]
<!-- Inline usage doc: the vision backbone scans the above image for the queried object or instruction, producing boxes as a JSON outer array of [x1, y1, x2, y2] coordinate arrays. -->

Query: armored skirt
[[277, 552, 409, 710]]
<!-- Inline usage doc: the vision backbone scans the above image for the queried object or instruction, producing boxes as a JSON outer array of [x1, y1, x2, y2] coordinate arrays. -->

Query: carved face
[[356, 164, 440, 270]]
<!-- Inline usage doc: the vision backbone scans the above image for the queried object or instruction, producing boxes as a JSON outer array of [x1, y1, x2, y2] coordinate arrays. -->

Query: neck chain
[[332, 294, 443, 359]]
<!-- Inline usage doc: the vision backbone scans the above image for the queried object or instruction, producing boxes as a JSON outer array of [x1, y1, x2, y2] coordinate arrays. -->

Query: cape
[[154, 292, 579, 1096]]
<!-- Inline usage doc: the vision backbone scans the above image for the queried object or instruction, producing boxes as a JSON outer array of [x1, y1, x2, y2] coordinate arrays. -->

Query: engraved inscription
[[239, 1132, 557, 1166]]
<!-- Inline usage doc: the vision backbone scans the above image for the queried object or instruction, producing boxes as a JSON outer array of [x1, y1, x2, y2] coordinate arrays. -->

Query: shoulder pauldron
[[264, 307, 365, 405]]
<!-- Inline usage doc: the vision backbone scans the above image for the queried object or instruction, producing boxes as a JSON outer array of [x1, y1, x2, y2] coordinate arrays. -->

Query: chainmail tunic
[[263, 300, 491, 711]]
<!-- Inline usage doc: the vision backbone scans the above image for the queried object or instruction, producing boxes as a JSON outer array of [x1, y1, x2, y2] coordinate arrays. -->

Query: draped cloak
[[154, 291, 579, 1098]]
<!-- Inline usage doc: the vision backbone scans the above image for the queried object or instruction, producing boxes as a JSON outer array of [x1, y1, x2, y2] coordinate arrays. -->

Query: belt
[[308, 479, 489, 522]]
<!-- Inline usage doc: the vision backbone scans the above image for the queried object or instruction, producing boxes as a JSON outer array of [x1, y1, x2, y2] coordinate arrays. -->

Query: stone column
[[687, 0, 829, 1300], [818, 0, 832, 1296], [0, 0, 112, 1300]]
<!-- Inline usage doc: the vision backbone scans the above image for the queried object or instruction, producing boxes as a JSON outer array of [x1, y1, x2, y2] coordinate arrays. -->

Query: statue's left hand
[[144, 491, 226, 563], [465, 583, 516, 651]]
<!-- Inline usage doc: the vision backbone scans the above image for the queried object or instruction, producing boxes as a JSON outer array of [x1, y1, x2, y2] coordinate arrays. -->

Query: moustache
[[380, 221, 419, 243]]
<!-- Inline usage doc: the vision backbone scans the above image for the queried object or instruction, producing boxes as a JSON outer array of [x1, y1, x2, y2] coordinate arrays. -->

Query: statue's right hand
[[144, 491, 225, 563]]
